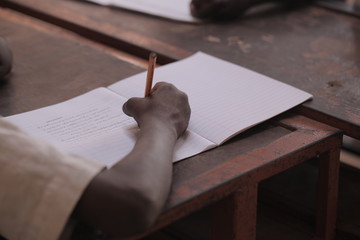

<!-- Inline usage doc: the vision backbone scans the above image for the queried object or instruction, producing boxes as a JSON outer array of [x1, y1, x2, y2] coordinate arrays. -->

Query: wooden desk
[[1, 0, 358, 139], [0, 9, 146, 116], [0, 9, 342, 240]]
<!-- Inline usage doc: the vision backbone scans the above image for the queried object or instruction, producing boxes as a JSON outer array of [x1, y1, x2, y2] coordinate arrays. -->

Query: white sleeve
[[0, 118, 105, 240]]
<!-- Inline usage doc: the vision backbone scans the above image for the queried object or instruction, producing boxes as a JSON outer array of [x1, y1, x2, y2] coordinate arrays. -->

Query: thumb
[[122, 97, 148, 118]]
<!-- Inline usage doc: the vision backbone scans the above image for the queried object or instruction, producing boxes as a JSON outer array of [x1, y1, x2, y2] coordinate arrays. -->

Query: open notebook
[[6, 52, 312, 167], [85, 0, 199, 23]]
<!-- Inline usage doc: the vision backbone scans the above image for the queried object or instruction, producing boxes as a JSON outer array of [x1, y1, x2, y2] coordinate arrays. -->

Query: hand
[[190, 0, 313, 20], [190, 0, 255, 20], [123, 82, 191, 138], [78, 82, 190, 237], [0, 38, 12, 79]]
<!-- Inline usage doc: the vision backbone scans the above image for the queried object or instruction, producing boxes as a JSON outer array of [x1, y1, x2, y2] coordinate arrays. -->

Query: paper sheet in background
[[85, 0, 198, 23]]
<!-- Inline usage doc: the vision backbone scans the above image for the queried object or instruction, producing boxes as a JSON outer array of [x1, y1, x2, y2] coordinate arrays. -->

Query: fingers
[[122, 97, 148, 118], [0, 38, 13, 79], [191, 0, 311, 20], [190, 0, 253, 20], [123, 82, 191, 138], [150, 81, 172, 95], [190, 0, 220, 18], [123, 82, 173, 118]]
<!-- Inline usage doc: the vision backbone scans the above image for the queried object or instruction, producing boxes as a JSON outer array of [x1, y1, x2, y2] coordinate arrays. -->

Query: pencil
[[145, 52, 157, 97]]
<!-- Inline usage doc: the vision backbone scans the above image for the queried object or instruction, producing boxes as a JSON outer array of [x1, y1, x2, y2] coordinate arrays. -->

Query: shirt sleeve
[[0, 118, 105, 240]]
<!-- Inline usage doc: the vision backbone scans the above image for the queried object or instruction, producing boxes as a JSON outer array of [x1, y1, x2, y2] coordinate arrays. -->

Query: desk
[[0, 9, 146, 116], [1, 0, 358, 139], [0, 8, 342, 240]]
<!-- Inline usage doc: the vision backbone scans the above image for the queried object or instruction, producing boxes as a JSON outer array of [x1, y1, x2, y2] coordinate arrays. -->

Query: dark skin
[[0, 38, 12, 80], [75, 82, 191, 237], [190, 0, 314, 20]]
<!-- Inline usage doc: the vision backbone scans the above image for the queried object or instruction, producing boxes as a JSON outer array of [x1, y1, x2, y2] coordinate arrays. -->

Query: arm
[[190, 0, 314, 20], [74, 82, 191, 237]]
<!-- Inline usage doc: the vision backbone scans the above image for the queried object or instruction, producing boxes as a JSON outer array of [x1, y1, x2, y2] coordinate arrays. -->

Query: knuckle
[[162, 82, 175, 91], [178, 91, 189, 104]]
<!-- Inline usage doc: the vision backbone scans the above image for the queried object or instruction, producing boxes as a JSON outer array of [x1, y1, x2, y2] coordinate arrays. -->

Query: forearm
[[74, 119, 177, 237], [110, 118, 177, 221], [75, 82, 190, 237]]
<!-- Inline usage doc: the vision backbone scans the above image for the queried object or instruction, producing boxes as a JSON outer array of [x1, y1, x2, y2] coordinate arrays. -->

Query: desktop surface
[[1, 0, 358, 138]]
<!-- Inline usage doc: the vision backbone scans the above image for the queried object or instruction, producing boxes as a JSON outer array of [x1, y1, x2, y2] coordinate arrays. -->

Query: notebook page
[[108, 52, 312, 145], [6, 88, 133, 166], [85, 0, 199, 23], [5, 88, 214, 166]]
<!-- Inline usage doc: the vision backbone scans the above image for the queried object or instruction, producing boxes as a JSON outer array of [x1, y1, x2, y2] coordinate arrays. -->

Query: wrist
[[140, 116, 178, 142]]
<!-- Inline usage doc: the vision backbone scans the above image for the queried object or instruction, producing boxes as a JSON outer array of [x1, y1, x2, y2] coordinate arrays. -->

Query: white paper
[[86, 0, 199, 23], [109, 52, 313, 144], [6, 88, 213, 167], [6, 52, 312, 167]]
